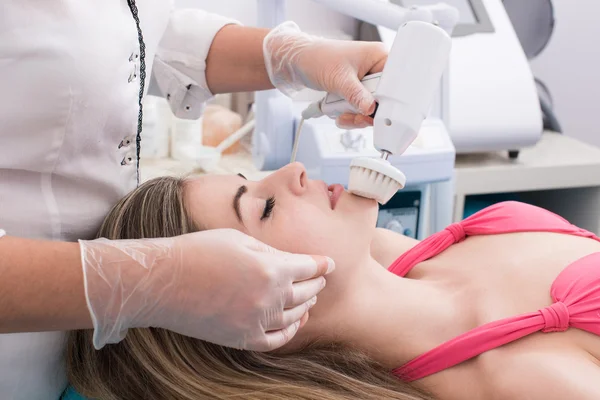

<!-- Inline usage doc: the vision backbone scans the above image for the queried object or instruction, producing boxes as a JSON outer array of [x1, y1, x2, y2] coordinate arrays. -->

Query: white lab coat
[[0, 1, 237, 398]]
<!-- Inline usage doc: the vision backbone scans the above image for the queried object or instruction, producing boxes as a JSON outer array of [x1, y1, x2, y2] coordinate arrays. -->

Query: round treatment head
[[348, 157, 406, 205]]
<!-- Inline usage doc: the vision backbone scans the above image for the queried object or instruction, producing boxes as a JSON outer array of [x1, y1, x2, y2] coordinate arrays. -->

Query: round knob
[[339, 130, 365, 151], [385, 219, 405, 234]]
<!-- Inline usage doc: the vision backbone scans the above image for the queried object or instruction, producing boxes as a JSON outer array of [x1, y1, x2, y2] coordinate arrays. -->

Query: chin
[[345, 192, 380, 227]]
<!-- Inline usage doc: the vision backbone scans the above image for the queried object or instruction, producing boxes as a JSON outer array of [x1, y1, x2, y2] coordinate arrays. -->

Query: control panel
[[324, 121, 447, 157], [376, 191, 422, 238]]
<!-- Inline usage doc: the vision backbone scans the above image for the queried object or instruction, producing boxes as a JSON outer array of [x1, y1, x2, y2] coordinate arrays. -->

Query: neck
[[308, 254, 440, 369]]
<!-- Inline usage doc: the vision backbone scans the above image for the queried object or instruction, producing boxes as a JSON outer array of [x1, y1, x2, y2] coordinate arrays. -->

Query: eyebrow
[[233, 185, 247, 224]]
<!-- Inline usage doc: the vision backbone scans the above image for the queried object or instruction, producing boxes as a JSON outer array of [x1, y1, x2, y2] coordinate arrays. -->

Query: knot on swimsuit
[[540, 302, 570, 333], [446, 223, 466, 243]]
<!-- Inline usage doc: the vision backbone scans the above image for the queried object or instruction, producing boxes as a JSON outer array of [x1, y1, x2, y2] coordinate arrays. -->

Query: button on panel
[[339, 130, 366, 152]]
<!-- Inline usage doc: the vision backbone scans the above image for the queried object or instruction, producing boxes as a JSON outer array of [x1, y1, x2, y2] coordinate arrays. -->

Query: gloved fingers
[[243, 234, 282, 254], [269, 296, 317, 331], [336, 113, 374, 130], [262, 21, 314, 97], [299, 310, 310, 329], [340, 74, 378, 116], [369, 52, 388, 74], [258, 320, 302, 352], [246, 240, 334, 280], [285, 276, 325, 308], [286, 254, 335, 283]]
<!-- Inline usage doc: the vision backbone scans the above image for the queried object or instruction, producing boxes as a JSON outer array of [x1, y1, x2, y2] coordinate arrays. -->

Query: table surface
[[140, 151, 271, 183], [453, 132, 600, 195], [141, 132, 600, 189], [455, 132, 600, 171]]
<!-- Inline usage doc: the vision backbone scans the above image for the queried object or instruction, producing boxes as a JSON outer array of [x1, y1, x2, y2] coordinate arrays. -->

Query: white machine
[[394, 0, 542, 155], [292, 21, 453, 206], [252, 0, 543, 237], [254, 0, 458, 238]]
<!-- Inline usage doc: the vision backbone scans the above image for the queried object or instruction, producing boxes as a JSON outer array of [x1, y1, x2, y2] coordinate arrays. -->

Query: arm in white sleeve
[[152, 9, 240, 119]]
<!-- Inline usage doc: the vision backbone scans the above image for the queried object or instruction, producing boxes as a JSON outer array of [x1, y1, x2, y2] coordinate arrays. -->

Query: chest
[[412, 232, 600, 398], [419, 329, 600, 400], [416, 232, 600, 322]]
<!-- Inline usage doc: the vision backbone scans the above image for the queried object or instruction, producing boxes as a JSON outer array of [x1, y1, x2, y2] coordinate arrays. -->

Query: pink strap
[[540, 302, 570, 333], [393, 252, 600, 382], [393, 311, 545, 381], [388, 201, 599, 277], [388, 202, 600, 381]]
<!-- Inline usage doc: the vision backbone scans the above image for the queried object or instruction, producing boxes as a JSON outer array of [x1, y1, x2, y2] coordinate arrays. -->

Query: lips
[[328, 184, 344, 210]]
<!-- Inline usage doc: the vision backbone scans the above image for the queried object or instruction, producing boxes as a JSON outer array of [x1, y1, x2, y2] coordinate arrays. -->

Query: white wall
[[174, 0, 359, 39], [530, 0, 600, 146]]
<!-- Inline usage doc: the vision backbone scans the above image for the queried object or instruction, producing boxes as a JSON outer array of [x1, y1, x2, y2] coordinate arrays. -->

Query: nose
[[271, 162, 307, 196]]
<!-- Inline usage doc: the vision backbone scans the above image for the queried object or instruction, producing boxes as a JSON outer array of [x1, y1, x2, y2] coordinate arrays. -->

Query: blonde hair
[[67, 176, 433, 400]]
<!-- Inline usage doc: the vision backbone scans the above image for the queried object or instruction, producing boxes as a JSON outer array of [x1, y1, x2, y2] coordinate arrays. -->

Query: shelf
[[453, 132, 600, 233], [455, 132, 600, 195]]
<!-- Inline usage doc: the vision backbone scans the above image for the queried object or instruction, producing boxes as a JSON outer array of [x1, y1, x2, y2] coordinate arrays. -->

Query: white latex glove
[[263, 21, 388, 129], [79, 229, 334, 352]]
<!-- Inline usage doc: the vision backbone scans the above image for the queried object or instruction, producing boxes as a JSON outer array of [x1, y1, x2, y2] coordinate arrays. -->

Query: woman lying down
[[67, 163, 600, 400]]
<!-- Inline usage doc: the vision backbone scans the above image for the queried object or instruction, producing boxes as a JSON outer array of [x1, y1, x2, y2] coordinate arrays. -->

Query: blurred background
[[141, 0, 600, 239], [175, 0, 599, 147]]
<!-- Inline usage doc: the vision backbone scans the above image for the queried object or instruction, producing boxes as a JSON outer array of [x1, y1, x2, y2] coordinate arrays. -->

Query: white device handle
[[320, 73, 382, 118], [319, 20, 451, 146], [373, 21, 451, 155]]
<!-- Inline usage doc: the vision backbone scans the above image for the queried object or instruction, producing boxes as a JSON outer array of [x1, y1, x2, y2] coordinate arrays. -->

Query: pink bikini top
[[389, 201, 600, 382]]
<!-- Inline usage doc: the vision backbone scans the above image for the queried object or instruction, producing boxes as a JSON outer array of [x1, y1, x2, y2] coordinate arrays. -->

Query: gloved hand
[[263, 21, 388, 129], [79, 229, 334, 352]]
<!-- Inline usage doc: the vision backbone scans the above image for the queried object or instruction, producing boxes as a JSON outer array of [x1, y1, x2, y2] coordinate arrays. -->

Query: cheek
[[268, 209, 334, 255], [259, 204, 376, 259]]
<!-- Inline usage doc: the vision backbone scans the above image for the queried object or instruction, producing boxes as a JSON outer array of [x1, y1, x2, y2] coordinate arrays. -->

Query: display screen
[[399, 0, 478, 24]]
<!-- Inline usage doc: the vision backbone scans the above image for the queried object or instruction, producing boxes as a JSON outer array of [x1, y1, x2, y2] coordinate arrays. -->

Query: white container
[[141, 95, 172, 159], [171, 115, 203, 162]]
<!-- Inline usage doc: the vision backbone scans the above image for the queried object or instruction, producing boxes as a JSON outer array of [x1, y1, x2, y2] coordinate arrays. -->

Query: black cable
[[126, 0, 147, 185]]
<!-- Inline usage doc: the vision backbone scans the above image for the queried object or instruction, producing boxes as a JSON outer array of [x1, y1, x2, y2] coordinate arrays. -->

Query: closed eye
[[261, 196, 275, 220]]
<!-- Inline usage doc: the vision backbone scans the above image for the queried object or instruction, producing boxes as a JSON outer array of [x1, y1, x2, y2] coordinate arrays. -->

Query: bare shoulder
[[478, 335, 600, 400], [370, 228, 419, 268]]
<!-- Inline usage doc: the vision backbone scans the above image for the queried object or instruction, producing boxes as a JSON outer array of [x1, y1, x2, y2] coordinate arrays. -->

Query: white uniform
[[0, 1, 236, 398]]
